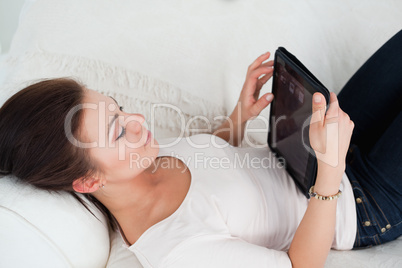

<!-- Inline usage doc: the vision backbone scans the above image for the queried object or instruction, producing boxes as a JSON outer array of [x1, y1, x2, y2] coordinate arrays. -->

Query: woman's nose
[[125, 114, 145, 134]]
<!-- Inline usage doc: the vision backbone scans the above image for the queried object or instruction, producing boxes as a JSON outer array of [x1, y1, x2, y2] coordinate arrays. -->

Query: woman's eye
[[116, 125, 126, 141], [119, 106, 124, 112]]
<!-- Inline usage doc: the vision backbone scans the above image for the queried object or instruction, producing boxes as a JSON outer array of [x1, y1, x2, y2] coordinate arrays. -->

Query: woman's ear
[[72, 177, 100, 193]]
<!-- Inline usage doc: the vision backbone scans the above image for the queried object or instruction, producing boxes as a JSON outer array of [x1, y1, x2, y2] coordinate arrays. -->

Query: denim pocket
[[346, 146, 401, 249], [354, 187, 378, 227], [352, 182, 394, 248], [353, 186, 379, 247]]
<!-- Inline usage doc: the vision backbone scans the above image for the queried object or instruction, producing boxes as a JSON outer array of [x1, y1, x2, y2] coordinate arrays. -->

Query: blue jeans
[[337, 30, 402, 248]]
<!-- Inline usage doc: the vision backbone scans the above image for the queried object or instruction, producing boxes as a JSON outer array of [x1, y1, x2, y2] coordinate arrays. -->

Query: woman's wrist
[[309, 186, 342, 200], [314, 164, 344, 196], [213, 104, 247, 147], [231, 102, 248, 125], [227, 104, 247, 145], [313, 183, 341, 197]]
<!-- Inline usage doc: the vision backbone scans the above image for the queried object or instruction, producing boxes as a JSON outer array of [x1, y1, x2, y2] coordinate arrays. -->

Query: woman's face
[[80, 89, 159, 185]]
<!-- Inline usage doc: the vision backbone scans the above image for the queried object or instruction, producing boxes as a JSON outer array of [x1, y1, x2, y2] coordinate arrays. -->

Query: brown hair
[[0, 78, 116, 230]]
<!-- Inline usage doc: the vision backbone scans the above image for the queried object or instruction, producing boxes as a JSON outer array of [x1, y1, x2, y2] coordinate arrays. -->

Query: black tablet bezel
[[267, 47, 330, 198]]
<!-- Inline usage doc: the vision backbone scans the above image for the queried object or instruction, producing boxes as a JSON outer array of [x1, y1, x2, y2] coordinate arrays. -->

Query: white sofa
[[0, 0, 401, 267]]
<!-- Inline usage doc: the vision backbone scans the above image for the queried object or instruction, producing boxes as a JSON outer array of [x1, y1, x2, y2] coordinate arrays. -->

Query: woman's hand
[[236, 52, 274, 123], [289, 92, 354, 268], [214, 52, 274, 146], [309, 92, 354, 191]]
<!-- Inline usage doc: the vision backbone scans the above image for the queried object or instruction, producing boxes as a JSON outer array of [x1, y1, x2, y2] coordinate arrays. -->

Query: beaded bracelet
[[308, 186, 342, 201]]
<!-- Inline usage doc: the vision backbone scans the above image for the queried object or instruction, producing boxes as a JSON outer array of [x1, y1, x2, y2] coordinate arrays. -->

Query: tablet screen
[[269, 54, 316, 192]]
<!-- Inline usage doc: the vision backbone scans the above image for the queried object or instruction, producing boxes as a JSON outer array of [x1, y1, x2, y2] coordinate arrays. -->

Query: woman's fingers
[[258, 72, 273, 86], [248, 52, 271, 71], [243, 70, 273, 97], [254, 65, 274, 78], [261, 60, 274, 67], [249, 93, 274, 117], [243, 53, 273, 95], [310, 91, 355, 168], [245, 63, 274, 89], [324, 93, 353, 128], [250, 61, 274, 78], [325, 92, 340, 119]]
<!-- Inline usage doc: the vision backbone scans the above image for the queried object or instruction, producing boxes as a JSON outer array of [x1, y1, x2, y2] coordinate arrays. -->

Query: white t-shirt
[[125, 134, 356, 268]]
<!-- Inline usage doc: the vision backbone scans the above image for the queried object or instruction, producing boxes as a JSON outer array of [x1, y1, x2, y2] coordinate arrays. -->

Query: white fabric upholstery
[[0, 0, 401, 267], [0, 176, 110, 268]]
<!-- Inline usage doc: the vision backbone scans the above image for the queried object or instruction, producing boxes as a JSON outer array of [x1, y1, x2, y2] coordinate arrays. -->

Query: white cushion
[[0, 176, 110, 268]]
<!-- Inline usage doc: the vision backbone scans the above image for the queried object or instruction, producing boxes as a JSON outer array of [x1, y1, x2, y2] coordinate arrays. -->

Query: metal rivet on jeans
[[364, 221, 371, 226], [386, 224, 391, 229], [356, 197, 362, 203], [381, 228, 386, 233]]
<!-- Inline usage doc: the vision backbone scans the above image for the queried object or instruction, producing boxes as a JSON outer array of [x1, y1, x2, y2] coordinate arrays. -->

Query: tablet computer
[[267, 47, 330, 198]]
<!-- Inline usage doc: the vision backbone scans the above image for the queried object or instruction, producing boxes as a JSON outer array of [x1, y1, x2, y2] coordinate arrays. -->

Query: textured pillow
[[0, 176, 110, 268], [0, 51, 227, 142]]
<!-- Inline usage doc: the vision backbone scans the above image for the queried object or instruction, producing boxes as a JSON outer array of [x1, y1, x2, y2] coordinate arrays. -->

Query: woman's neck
[[94, 156, 191, 245], [93, 161, 162, 220]]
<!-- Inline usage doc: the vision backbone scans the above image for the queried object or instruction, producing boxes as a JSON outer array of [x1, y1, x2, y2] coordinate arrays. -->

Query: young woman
[[0, 30, 401, 268]]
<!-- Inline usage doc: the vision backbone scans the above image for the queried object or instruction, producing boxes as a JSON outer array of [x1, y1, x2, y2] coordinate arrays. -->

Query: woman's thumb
[[311, 93, 326, 126]]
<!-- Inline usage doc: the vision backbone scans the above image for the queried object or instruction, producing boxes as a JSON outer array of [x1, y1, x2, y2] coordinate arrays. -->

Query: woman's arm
[[288, 92, 354, 268], [215, 53, 354, 266], [212, 104, 246, 147], [213, 52, 274, 146]]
